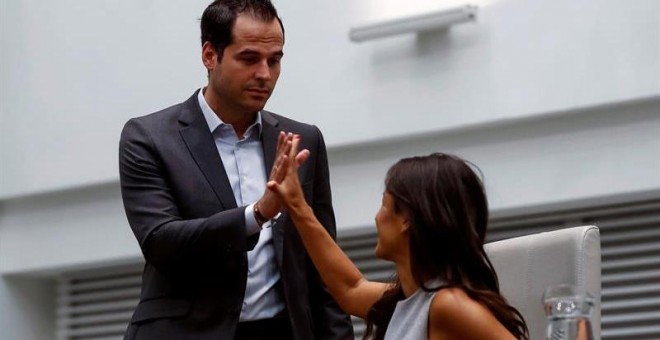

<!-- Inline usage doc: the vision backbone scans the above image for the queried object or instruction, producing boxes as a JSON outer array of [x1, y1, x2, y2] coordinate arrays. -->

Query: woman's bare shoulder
[[429, 288, 515, 340]]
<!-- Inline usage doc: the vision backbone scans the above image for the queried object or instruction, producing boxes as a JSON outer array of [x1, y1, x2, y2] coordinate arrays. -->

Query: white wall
[[0, 183, 138, 275], [0, 0, 211, 198], [329, 97, 660, 228], [1, 0, 659, 198], [0, 276, 55, 340], [273, 0, 660, 144]]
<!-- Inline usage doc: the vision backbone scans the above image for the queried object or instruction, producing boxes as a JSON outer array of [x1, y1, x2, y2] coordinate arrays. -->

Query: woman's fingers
[[270, 133, 293, 181], [273, 154, 289, 183], [296, 149, 310, 166], [266, 180, 281, 194], [276, 132, 291, 154], [270, 133, 310, 187], [266, 134, 310, 209], [288, 135, 310, 168], [290, 135, 303, 167]]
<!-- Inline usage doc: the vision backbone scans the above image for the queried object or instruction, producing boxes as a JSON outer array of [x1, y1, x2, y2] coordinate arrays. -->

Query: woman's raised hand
[[267, 134, 310, 210], [256, 132, 294, 219]]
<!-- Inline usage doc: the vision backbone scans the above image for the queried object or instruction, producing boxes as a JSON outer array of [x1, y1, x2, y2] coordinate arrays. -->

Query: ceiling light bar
[[349, 5, 478, 43]]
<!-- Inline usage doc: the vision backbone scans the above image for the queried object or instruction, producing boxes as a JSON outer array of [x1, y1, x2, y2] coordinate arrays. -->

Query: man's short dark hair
[[200, 0, 284, 57]]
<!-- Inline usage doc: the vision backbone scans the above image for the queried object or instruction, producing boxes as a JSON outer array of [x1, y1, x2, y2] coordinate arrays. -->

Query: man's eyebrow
[[236, 49, 284, 58]]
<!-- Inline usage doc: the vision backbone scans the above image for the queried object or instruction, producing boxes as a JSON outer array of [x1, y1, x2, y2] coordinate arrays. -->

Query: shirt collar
[[197, 87, 263, 138]]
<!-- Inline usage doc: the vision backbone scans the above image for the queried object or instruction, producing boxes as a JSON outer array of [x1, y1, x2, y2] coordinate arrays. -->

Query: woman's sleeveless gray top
[[384, 286, 440, 340]]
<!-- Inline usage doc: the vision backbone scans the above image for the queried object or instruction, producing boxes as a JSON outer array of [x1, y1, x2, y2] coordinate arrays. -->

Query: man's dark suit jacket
[[119, 90, 353, 339]]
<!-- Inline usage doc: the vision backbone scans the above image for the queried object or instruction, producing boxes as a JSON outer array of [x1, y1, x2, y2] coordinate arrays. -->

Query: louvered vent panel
[[56, 265, 143, 340], [488, 199, 660, 340], [589, 212, 660, 339]]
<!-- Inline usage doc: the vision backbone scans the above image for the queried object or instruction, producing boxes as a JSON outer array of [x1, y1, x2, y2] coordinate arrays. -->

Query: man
[[119, 1, 353, 339]]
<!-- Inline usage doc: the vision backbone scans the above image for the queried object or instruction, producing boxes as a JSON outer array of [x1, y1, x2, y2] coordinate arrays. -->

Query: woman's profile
[[269, 138, 529, 339]]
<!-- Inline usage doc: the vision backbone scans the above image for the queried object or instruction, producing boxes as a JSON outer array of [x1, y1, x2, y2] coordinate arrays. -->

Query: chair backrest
[[484, 226, 601, 339]]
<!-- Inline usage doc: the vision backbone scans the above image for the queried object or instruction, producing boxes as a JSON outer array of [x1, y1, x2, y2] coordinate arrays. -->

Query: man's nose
[[254, 61, 271, 80]]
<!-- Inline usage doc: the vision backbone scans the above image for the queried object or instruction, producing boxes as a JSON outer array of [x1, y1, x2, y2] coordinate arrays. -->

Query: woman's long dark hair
[[363, 153, 528, 340]]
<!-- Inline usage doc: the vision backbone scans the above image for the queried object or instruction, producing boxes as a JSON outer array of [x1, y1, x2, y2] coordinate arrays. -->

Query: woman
[[268, 138, 528, 339]]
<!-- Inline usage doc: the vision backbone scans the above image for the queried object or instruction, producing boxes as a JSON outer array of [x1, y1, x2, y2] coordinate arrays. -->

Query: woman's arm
[[268, 136, 390, 319]]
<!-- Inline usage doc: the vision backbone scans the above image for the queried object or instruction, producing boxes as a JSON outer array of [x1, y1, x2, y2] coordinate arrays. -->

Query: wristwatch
[[253, 202, 268, 227]]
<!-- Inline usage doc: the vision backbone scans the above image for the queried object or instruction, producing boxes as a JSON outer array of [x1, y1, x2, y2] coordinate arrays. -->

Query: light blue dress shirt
[[197, 89, 284, 321]]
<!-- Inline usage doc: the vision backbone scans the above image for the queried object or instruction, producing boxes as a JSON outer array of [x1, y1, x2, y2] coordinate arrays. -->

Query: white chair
[[485, 226, 601, 340]]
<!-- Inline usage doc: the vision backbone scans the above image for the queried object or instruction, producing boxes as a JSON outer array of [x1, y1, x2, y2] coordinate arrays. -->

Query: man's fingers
[[280, 140, 292, 164], [277, 131, 284, 149], [274, 132, 283, 157]]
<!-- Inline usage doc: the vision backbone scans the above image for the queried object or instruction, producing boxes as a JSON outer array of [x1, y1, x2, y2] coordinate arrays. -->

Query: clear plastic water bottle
[[543, 284, 595, 340]]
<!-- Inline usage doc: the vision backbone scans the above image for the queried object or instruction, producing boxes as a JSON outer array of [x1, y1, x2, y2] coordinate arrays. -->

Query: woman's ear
[[400, 216, 411, 234]]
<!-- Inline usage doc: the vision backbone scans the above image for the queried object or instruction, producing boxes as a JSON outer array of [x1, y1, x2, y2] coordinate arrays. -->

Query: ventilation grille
[[57, 199, 660, 340], [56, 265, 142, 340], [487, 200, 660, 340]]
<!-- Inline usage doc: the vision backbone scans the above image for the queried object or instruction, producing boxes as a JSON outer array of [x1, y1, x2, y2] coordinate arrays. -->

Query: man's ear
[[201, 41, 218, 71]]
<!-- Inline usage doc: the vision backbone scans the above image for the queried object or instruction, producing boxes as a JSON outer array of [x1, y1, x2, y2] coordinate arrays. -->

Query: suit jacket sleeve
[[119, 118, 257, 277], [307, 126, 355, 339]]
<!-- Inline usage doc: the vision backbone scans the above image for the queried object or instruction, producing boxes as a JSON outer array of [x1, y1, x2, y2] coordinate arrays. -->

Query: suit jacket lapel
[[178, 91, 237, 210], [261, 111, 284, 267]]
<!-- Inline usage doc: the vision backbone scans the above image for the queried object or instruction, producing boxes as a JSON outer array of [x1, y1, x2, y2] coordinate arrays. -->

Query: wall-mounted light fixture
[[349, 5, 478, 43]]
